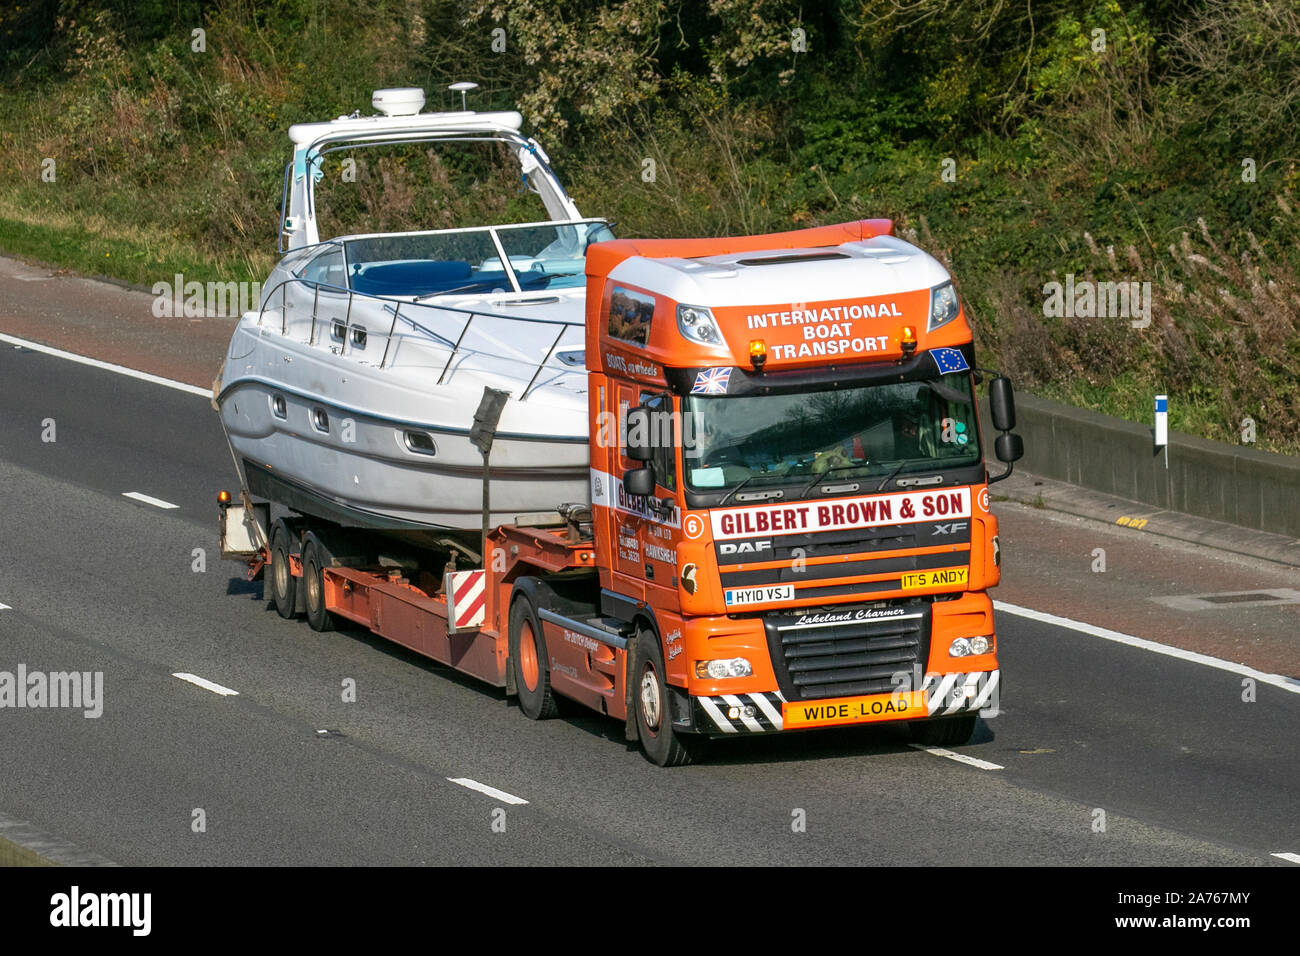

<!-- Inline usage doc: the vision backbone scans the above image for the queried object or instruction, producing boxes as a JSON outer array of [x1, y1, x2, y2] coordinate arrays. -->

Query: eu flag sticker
[[931, 347, 970, 375]]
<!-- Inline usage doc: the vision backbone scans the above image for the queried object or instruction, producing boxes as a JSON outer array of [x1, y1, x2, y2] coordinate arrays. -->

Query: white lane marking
[[1272, 852, 1300, 864], [0, 332, 210, 398], [122, 491, 180, 510], [996, 601, 1300, 696], [447, 777, 529, 805], [172, 673, 239, 697], [0, 602, 9, 611], [909, 744, 1004, 771]]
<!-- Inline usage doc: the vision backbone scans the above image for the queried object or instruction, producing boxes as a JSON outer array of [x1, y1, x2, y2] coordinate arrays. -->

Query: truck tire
[[633, 628, 705, 767], [302, 538, 337, 633], [907, 714, 977, 747], [509, 596, 559, 720], [269, 523, 298, 620]]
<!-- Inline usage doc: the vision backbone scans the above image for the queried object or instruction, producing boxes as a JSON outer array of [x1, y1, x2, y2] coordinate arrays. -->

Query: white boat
[[214, 86, 606, 534]]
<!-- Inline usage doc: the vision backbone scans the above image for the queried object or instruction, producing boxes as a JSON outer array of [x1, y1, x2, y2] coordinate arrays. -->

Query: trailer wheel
[[269, 523, 298, 619], [907, 714, 977, 747], [634, 629, 705, 767], [302, 538, 336, 633], [509, 597, 559, 720]]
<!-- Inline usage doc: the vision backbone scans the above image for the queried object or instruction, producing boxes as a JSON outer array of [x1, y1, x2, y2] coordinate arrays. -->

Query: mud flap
[[666, 684, 694, 733], [623, 634, 639, 742]]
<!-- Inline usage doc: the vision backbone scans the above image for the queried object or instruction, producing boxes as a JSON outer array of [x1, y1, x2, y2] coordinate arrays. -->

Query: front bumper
[[691, 669, 1000, 734]]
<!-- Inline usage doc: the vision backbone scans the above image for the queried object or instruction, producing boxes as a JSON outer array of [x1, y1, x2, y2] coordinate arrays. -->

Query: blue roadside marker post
[[1154, 394, 1168, 468]]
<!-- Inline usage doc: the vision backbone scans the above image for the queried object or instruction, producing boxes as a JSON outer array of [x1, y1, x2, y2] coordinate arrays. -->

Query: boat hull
[[217, 316, 591, 532]]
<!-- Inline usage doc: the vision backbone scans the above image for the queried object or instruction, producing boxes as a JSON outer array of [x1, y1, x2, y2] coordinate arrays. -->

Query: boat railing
[[255, 276, 583, 400]]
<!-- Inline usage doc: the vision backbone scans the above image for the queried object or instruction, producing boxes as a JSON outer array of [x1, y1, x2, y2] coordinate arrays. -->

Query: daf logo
[[718, 540, 773, 556], [931, 521, 968, 536]]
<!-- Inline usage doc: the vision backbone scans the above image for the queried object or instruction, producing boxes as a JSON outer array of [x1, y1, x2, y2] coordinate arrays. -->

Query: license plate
[[782, 690, 928, 729], [724, 584, 794, 606], [900, 567, 968, 590]]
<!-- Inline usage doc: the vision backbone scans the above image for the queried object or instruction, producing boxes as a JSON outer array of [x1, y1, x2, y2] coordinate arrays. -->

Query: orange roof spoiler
[[586, 218, 894, 279]]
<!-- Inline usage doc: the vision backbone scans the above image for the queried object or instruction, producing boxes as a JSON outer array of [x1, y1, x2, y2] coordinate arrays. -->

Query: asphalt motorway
[[0, 344, 1297, 866]]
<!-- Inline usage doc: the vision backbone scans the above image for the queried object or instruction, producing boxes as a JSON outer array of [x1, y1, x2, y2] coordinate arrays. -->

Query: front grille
[[714, 521, 972, 601], [763, 603, 931, 701]]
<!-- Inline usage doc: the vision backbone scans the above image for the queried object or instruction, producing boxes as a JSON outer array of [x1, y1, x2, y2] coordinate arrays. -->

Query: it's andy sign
[[711, 488, 971, 539]]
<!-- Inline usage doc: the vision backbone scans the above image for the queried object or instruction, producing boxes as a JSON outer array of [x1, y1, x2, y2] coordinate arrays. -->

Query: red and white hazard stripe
[[447, 570, 487, 631]]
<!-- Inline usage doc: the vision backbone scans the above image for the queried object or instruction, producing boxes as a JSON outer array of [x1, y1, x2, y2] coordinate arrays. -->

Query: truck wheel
[[634, 629, 705, 767], [302, 538, 336, 633], [269, 523, 298, 619], [509, 596, 559, 719], [908, 714, 977, 747]]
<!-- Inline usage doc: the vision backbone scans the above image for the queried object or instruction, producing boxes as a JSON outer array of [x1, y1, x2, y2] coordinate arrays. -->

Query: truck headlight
[[677, 304, 724, 346], [695, 658, 753, 679], [949, 636, 991, 657], [928, 281, 960, 331]]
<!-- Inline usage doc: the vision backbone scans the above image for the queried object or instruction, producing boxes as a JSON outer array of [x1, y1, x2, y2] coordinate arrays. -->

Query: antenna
[[448, 81, 479, 111]]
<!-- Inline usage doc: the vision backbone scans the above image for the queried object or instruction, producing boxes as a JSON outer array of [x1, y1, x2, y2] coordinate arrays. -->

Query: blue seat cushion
[[351, 260, 473, 295]]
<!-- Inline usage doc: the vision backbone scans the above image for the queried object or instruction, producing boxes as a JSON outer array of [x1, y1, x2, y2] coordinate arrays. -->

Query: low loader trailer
[[220, 219, 1024, 765]]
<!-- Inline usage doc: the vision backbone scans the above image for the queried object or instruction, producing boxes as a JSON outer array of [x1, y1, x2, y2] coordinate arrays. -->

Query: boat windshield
[[681, 373, 981, 495], [342, 221, 613, 298]]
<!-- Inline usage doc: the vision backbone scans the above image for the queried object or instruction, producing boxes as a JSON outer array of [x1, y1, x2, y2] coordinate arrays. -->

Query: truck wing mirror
[[987, 375, 1024, 484], [994, 432, 1024, 464], [623, 465, 656, 497], [989, 376, 1016, 432], [624, 406, 654, 462]]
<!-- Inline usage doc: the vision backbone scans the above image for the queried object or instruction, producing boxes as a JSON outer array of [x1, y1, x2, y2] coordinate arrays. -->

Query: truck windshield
[[682, 374, 980, 493]]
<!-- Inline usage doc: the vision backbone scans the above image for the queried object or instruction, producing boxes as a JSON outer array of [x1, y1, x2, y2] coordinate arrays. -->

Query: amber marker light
[[218, 490, 232, 507], [901, 325, 918, 356], [749, 338, 768, 369]]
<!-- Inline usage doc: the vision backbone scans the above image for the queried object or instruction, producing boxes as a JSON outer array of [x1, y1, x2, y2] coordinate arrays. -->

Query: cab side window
[[640, 391, 677, 493]]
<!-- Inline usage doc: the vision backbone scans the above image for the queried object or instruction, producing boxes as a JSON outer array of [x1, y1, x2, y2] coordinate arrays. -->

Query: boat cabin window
[[300, 247, 346, 289], [496, 222, 614, 291], [345, 231, 504, 298], [342, 222, 613, 299]]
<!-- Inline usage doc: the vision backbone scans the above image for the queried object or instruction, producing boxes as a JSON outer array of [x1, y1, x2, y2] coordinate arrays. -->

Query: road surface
[[0, 336, 1296, 866]]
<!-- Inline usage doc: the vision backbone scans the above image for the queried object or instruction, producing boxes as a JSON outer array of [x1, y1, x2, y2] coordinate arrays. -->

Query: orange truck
[[220, 219, 1024, 765]]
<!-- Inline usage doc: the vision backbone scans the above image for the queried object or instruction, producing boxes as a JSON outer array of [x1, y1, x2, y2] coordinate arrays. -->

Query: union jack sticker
[[691, 367, 732, 395]]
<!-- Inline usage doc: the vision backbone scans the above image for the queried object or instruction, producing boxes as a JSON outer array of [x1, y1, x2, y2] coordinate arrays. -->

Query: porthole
[[271, 394, 287, 419], [312, 407, 329, 432], [404, 431, 437, 455]]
